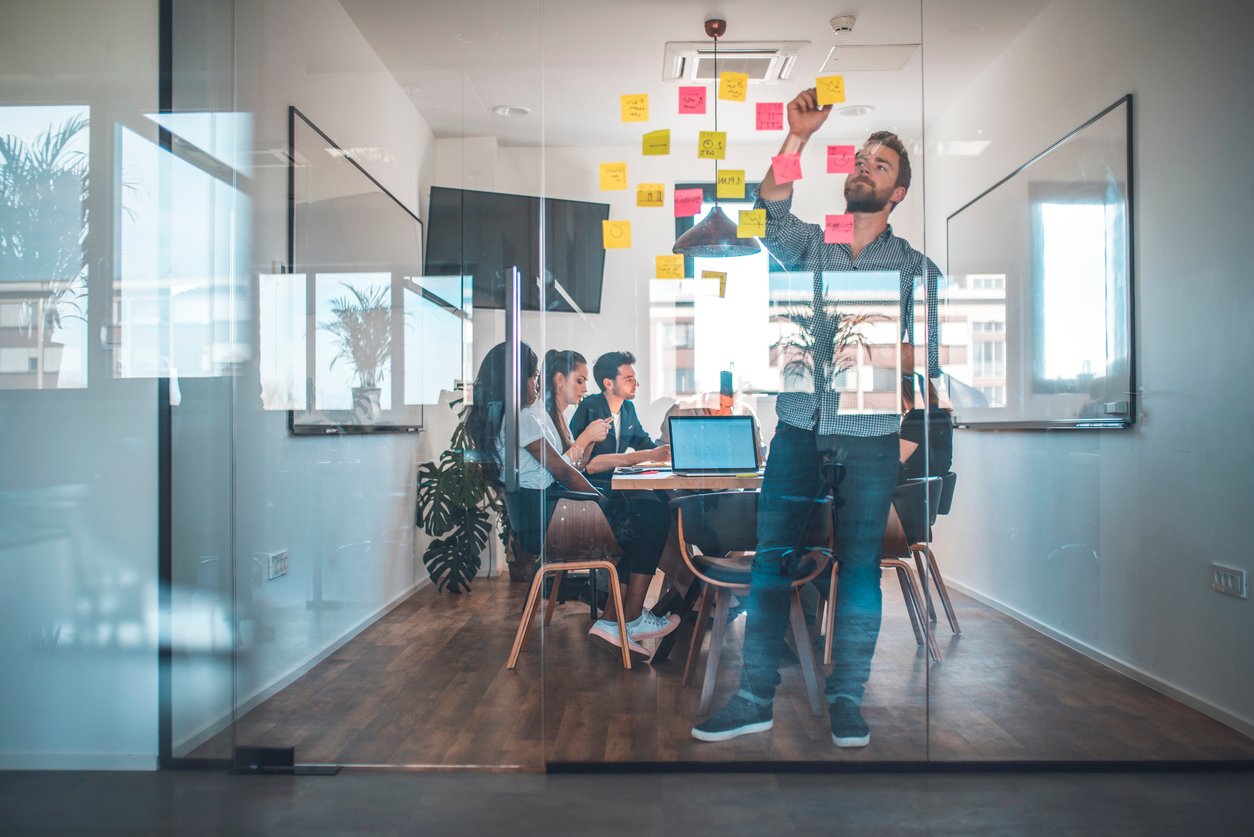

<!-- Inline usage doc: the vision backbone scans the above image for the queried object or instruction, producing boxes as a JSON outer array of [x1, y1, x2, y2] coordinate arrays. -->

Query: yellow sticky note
[[701, 269, 728, 298], [636, 182, 665, 207], [642, 129, 670, 156], [718, 71, 749, 102], [602, 220, 631, 249], [716, 169, 745, 199], [697, 130, 727, 160], [599, 162, 628, 191], [737, 208, 766, 238], [816, 75, 846, 106], [656, 255, 685, 279], [621, 94, 649, 122]]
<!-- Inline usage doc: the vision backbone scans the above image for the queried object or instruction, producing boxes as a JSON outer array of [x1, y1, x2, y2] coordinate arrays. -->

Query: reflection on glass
[[258, 272, 307, 410], [1039, 202, 1109, 380], [403, 274, 469, 406], [0, 105, 91, 389], [314, 273, 393, 413]]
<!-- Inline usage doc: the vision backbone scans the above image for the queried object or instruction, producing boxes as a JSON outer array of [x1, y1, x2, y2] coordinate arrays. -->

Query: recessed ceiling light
[[836, 104, 875, 117], [491, 105, 531, 117]]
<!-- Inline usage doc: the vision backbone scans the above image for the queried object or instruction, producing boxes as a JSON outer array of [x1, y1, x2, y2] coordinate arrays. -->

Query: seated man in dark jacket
[[569, 350, 675, 652]]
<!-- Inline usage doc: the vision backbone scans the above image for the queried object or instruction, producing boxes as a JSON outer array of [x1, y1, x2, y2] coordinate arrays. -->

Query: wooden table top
[[610, 469, 763, 491]]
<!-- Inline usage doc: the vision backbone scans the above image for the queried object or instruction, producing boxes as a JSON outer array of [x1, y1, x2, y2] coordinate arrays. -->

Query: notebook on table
[[667, 415, 761, 476]]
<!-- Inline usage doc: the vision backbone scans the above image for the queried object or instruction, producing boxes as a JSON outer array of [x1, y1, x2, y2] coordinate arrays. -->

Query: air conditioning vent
[[663, 40, 809, 84]]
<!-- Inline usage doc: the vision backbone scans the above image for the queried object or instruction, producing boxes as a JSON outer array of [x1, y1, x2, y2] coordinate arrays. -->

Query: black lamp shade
[[672, 205, 762, 258]]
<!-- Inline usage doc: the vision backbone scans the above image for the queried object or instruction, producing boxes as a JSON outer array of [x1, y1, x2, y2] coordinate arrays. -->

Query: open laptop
[[667, 414, 761, 475]]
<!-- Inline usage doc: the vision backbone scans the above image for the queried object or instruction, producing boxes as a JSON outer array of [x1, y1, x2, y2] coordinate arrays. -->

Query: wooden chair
[[506, 489, 633, 670], [670, 492, 833, 717]]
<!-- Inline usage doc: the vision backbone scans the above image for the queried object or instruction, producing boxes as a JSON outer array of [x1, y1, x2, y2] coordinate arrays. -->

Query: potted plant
[[0, 114, 90, 388], [771, 298, 883, 392], [415, 401, 516, 593], [319, 284, 391, 419]]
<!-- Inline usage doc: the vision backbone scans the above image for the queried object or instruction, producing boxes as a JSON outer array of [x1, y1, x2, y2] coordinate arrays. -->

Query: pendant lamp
[[672, 19, 762, 258]]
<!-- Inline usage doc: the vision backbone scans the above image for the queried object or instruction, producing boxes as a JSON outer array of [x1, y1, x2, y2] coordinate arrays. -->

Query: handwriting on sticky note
[[656, 255, 685, 279], [621, 94, 648, 122], [827, 144, 856, 174], [816, 75, 846, 106], [718, 71, 748, 102], [771, 153, 802, 184], [678, 86, 706, 115], [642, 129, 670, 156], [674, 187, 704, 217], [824, 213, 854, 244], [737, 209, 766, 238], [599, 162, 628, 191], [701, 269, 728, 298], [637, 182, 665, 207], [716, 169, 745, 200], [697, 130, 727, 160], [603, 220, 632, 249], [756, 102, 784, 131]]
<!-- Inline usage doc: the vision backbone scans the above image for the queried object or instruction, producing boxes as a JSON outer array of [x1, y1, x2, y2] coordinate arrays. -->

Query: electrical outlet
[[1209, 563, 1247, 599], [262, 550, 289, 580]]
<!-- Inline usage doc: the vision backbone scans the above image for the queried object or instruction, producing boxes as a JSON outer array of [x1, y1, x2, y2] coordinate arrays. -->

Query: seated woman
[[544, 349, 680, 653]]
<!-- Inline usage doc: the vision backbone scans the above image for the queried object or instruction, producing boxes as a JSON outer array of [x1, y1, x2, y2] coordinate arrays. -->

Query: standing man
[[570, 351, 676, 652], [692, 89, 941, 747]]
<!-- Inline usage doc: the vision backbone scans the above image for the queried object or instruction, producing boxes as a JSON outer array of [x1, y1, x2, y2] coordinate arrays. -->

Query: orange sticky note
[[674, 187, 704, 217], [599, 162, 628, 190], [824, 213, 854, 244], [698, 130, 727, 160], [621, 94, 648, 122], [656, 255, 685, 279], [771, 153, 802, 184], [737, 209, 766, 238], [756, 102, 784, 130], [603, 220, 632, 249], [678, 86, 706, 114], [701, 269, 728, 298], [816, 75, 846, 106], [827, 144, 856, 174], [637, 182, 665, 207], [642, 129, 670, 156], [716, 169, 745, 200], [718, 71, 748, 102]]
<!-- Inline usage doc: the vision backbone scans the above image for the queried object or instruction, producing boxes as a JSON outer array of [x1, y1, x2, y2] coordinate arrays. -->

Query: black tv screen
[[424, 186, 608, 313]]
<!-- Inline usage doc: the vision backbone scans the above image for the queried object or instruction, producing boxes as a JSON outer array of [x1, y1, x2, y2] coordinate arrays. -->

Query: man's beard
[[844, 179, 891, 213]]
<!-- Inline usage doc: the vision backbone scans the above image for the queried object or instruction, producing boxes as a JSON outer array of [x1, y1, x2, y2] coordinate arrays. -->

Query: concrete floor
[[2, 768, 1252, 835]]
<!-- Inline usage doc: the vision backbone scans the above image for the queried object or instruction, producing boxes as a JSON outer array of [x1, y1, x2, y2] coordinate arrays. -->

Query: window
[[973, 341, 1005, 378]]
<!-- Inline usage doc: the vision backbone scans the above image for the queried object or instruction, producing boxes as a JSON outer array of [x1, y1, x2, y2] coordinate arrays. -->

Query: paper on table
[[637, 182, 665, 207], [737, 209, 766, 238], [718, 71, 748, 102], [827, 144, 856, 174], [815, 75, 846, 106], [824, 213, 854, 244], [621, 94, 648, 122], [756, 102, 784, 130], [642, 129, 670, 156], [656, 255, 685, 279], [771, 153, 802, 184], [599, 162, 627, 190], [674, 187, 703, 217], [602, 220, 632, 249], [678, 86, 706, 114], [697, 130, 727, 160], [716, 169, 745, 199]]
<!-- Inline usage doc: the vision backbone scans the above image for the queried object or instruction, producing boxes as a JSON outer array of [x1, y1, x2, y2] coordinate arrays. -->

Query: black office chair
[[670, 491, 833, 717]]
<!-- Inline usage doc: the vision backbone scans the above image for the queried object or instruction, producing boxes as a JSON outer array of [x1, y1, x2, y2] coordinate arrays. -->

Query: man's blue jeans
[[738, 423, 899, 707]]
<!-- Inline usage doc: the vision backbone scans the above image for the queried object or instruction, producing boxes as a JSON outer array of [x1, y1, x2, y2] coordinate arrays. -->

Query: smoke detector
[[830, 15, 857, 34]]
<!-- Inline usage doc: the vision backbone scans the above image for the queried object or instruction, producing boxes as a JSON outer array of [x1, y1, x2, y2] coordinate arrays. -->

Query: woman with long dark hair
[[543, 349, 611, 470]]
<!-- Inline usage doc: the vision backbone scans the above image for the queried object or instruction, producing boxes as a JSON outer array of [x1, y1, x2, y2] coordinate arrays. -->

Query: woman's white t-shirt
[[497, 401, 570, 490]]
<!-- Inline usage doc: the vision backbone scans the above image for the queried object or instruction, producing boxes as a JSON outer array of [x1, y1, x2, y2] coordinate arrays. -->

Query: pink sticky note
[[825, 213, 855, 244], [756, 102, 784, 131], [678, 86, 706, 115], [674, 187, 704, 218], [827, 144, 856, 174], [771, 153, 803, 184]]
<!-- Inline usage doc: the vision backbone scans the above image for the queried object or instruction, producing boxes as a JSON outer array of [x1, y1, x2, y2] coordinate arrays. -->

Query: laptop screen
[[668, 415, 759, 473]]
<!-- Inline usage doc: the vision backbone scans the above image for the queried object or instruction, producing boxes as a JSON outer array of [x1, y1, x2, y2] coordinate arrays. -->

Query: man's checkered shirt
[[756, 191, 943, 438]]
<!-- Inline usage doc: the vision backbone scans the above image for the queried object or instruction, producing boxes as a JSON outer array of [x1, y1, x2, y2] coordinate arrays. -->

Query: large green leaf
[[422, 507, 492, 593]]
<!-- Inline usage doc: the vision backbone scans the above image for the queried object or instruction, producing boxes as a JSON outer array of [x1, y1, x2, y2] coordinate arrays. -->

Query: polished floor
[[2, 769, 1253, 836], [190, 574, 1254, 766]]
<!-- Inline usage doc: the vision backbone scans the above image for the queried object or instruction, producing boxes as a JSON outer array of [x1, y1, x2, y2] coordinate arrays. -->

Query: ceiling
[[339, 0, 1050, 148]]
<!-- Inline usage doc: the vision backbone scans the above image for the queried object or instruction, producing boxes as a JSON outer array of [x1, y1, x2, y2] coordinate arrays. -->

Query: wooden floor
[[194, 575, 1254, 767]]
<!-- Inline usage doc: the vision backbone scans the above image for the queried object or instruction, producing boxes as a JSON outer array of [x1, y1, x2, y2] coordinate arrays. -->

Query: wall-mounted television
[[424, 186, 608, 313]]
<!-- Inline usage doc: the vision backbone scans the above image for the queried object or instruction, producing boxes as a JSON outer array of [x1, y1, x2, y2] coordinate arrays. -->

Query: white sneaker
[[627, 609, 681, 641], [588, 619, 651, 659]]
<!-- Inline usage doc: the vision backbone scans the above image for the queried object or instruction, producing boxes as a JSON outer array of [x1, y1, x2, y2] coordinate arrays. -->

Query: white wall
[[0, 0, 161, 769], [925, 0, 1254, 732]]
